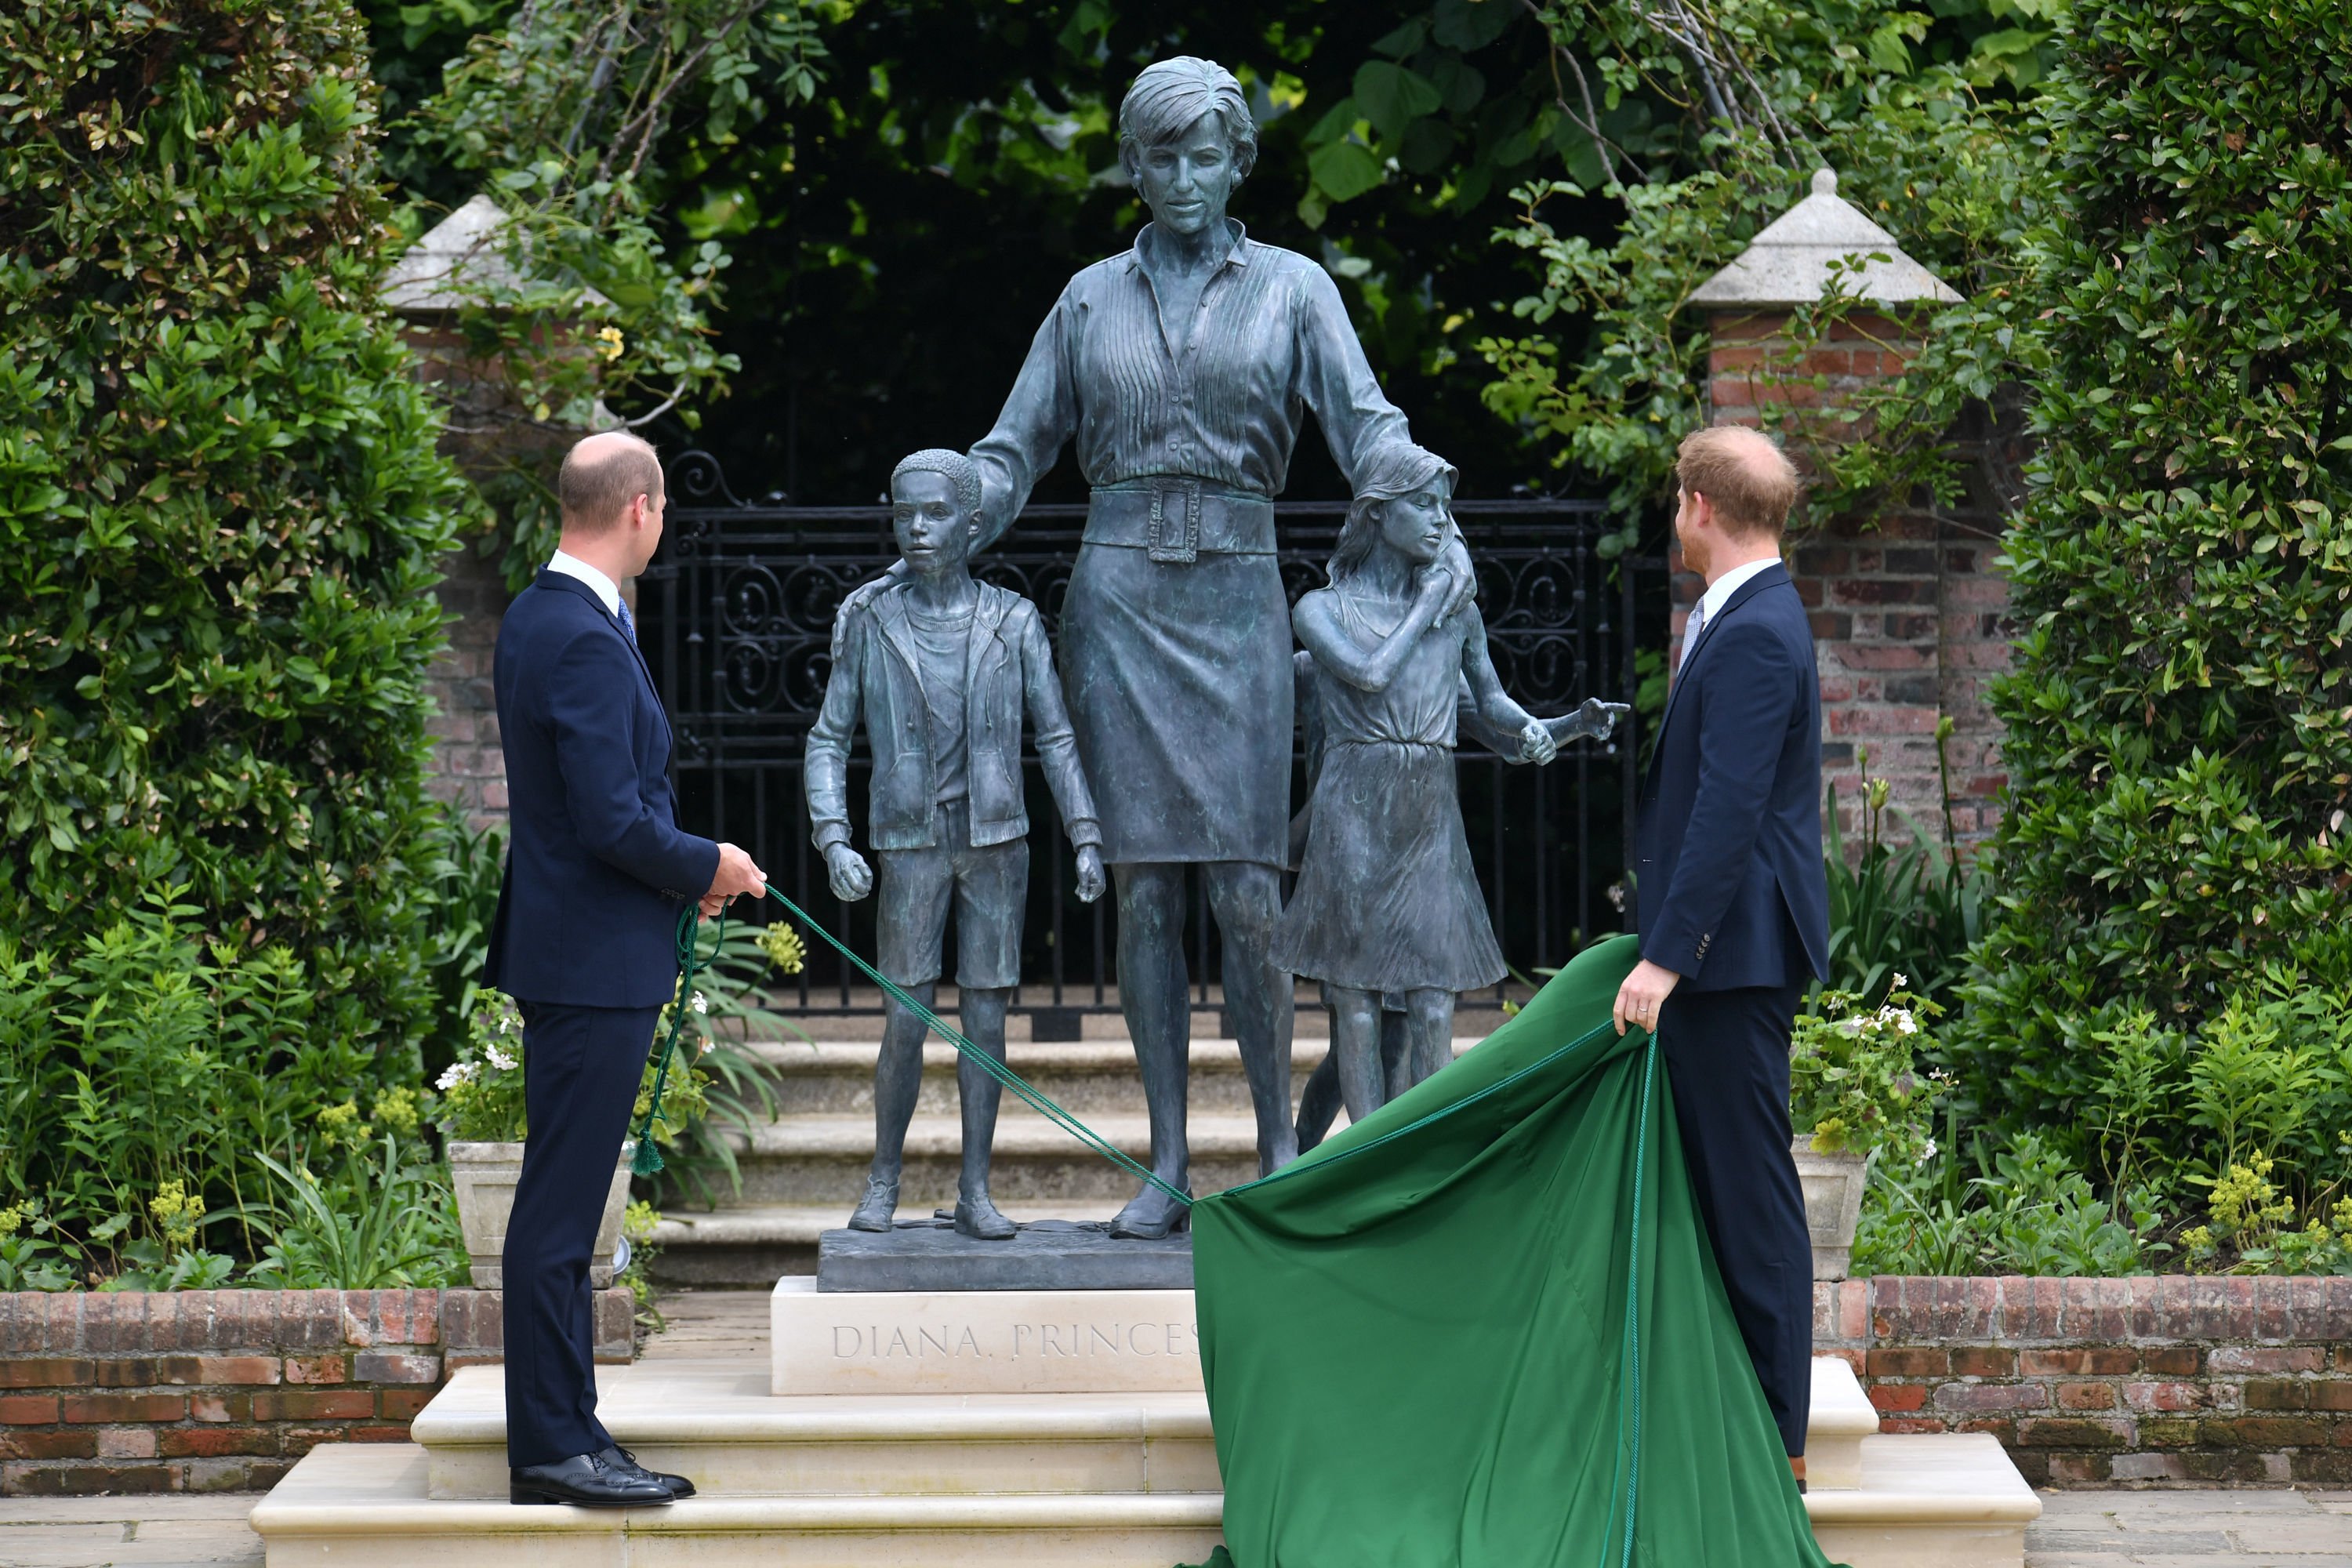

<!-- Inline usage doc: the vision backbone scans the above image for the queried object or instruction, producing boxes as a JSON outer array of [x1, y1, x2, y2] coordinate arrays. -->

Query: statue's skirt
[[1061, 488, 1290, 867]]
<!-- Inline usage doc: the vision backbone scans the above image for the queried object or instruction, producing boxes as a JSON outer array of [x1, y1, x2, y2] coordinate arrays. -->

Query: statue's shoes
[[1109, 1188, 1194, 1240], [848, 1177, 898, 1232], [953, 1193, 1017, 1241]]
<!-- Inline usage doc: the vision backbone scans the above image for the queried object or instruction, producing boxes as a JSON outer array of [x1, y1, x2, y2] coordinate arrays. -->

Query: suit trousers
[[504, 999, 661, 1468], [1658, 980, 1813, 1456]]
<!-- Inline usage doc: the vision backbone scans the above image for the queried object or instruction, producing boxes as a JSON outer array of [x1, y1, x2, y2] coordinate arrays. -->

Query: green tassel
[[631, 1139, 664, 1177]]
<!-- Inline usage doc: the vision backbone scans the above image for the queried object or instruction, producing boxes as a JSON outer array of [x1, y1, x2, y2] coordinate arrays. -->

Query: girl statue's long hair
[[1327, 443, 1460, 586]]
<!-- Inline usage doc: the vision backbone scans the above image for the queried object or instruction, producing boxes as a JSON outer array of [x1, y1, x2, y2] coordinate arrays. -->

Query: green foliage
[[0, 0, 474, 1144], [242, 1134, 465, 1289], [1790, 982, 1943, 1160], [1821, 735, 1991, 1011], [1856, 1129, 2168, 1276], [0, 896, 431, 1269], [389, 0, 829, 586], [1955, 0, 2352, 1148]]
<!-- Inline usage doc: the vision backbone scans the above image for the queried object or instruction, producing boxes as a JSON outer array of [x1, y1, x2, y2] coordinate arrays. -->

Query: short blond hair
[[1675, 426, 1798, 541], [558, 432, 663, 531]]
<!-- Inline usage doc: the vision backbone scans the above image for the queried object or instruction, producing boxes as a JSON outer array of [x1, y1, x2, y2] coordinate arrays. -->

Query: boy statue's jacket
[[807, 581, 1102, 852]]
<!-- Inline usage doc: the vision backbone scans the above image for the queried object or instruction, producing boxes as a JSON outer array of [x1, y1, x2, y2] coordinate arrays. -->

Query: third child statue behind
[[1272, 444, 1606, 1125]]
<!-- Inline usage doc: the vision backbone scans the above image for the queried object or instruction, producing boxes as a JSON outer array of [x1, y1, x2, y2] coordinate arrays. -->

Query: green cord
[[632, 889, 1192, 1207]]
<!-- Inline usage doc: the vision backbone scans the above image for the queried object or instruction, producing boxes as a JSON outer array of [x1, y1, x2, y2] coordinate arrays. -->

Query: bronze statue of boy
[[806, 449, 1107, 1240]]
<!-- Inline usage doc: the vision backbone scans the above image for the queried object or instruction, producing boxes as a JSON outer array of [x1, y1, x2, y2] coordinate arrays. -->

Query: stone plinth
[[817, 1217, 1193, 1293], [771, 1279, 1202, 1397]]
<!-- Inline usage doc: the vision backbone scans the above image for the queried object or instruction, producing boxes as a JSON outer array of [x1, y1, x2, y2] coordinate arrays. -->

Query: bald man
[[1614, 425, 1830, 1487], [485, 431, 766, 1506]]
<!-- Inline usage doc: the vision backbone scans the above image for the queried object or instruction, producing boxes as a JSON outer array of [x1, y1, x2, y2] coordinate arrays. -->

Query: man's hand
[[824, 843, 874, 902], [1518, 718, 1559, 766], [707, 842, 768, 910], [1613, 958, 1682, 1037], [1074, 844, 1106, 904]]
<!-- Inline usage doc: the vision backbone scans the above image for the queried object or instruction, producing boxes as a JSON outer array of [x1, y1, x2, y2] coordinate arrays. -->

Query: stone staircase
[[650, 1001, 1461, 1283], [245, 1350, 2038, 1566]]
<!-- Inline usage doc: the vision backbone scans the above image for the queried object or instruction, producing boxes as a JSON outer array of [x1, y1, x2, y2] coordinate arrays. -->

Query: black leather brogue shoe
[[601, 1443, 696, 1499], [510, 1450, 675, 1507]]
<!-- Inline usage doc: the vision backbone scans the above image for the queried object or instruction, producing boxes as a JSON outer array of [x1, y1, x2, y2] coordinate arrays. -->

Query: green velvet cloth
[[1180, 934, 1842, 1568]]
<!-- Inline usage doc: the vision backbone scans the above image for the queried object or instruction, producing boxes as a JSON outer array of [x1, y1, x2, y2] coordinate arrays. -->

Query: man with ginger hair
[[1613, 424, 1831, 1489], [485, 430, 767, 1507]]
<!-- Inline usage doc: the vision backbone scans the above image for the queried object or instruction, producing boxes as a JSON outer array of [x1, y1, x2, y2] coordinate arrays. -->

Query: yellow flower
[[372, 1087, 420, 1135], [596, 325, 626, 362], [757, 922, 807, 976], [0, 1202, 28, 1240], [149, 1181, 205, 1250]]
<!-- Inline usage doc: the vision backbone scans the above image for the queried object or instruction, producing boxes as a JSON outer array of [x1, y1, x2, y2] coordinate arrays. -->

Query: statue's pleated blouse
[[971, 222, 1409, 524]]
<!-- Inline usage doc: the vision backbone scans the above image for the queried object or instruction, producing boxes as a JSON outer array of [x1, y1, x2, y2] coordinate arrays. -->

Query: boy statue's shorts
[[874, 799, 1029, 991]]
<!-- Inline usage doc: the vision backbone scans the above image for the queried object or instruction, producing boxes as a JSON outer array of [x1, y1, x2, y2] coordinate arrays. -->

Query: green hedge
[[1955, 0, 2352, 1167], [0, 0, 474, 1230]]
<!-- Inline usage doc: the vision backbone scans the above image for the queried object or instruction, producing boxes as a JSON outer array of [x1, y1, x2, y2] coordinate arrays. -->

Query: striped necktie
[[616, 597, 637, 644]]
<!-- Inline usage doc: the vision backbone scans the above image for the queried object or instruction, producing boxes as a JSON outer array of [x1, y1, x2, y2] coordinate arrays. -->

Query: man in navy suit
[[485, 431, 767, 1507], [1615, 425, 1831, 1488]]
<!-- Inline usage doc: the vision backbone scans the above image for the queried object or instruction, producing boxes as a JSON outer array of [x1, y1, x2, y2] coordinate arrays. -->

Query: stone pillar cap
[[383, 194, 612, 317], [1688, 168, 1962, 310]]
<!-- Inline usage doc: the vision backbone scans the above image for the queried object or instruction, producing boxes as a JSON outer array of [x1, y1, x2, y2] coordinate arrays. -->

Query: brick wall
[[1815, 1275, 2352, 1486], [0, 1287, 631, 1495], [1694, 307, 2020, 850], [425, 543, 510, 832]]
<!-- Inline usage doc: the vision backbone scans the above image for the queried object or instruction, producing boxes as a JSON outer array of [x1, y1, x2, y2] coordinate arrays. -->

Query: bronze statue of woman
[[960, 57, 1468, 1238]]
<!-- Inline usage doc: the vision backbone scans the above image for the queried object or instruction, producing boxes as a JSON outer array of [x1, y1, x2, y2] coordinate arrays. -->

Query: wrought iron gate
[[641, 450, 1662, 1026]]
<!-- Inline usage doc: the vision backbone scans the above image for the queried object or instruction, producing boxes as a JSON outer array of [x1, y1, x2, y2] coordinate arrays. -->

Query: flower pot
[[448, 1140, 635, 1290], [1791, 1136, 1868, 1282]]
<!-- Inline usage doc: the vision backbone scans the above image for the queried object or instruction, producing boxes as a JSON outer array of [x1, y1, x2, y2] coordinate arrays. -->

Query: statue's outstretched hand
[[1547, 698, 1635, 746], [824, 844, 874, 902], [1074, 844, 1106, 904]]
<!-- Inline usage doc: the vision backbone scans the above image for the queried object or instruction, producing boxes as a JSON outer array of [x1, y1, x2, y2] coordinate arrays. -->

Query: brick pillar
[[1694, 308, 2016, 851], [423, 544, 508, 831]]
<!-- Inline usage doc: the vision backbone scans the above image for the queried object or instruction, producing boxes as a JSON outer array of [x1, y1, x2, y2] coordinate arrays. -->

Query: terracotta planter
[[1791, 1136, 1868, 1282], [448, 1141, 634, 1290]]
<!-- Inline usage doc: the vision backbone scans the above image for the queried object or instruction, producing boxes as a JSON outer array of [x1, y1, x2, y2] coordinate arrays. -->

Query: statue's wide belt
[[1085, 479, 1275, 562]]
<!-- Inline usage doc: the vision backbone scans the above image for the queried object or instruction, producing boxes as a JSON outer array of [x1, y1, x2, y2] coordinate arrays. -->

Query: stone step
[[720, 1112, 1269, 1208], [252, 1381, 2035, 1568], [742, 1035, 1481, 1117], [249, 1443, 1224, 1568]]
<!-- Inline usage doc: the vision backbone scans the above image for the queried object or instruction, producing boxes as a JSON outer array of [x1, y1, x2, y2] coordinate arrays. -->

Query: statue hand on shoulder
[[829, 562, 909, 659], [824, 843, 875, 902], [1074, 844, 1106, 905]]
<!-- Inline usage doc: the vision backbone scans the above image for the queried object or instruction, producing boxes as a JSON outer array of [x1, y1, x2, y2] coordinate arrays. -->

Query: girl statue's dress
[[1272, 589, 1507, 997]]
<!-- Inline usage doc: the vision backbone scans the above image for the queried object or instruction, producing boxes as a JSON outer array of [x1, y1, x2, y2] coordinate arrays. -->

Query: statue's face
[[891, 470, 975, 576], [1133, 114, 1240, 238], [1377, 485, 1452, 565]]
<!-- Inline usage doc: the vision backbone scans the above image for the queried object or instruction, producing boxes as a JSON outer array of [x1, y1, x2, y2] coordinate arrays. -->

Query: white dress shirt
[[1692, 554, 1781, 636], [546, 550, 622, 616]]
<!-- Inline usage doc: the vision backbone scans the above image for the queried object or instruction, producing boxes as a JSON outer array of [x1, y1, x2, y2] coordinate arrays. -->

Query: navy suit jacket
[[485, 571, 720, 1009], [1635, 562, 1831, 992]]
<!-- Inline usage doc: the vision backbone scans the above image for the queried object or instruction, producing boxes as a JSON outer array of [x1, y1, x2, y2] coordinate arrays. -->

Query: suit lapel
[[1653, 561, 1790, 745], [535, 570, 670, 753]]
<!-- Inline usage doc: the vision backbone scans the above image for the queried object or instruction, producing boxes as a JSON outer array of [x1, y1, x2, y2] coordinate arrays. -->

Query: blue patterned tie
[[616, 597, 637, 644]]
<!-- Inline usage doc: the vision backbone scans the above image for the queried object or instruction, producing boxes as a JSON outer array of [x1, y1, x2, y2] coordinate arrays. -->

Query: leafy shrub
[[1954, 0, 2352, 1144], [1855, 1131, 2169, 1278], [1790, 983, 1943, 1162], [1821, 735, 1990, 1012], [0, 0, 474, 1140], [242, 1134, 464, 1290]]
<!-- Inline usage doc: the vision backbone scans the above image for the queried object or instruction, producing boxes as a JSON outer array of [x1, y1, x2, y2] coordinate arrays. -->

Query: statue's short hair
[[557, 431, 662, 530], [1118, 57, 1258, 181], [1675, 426, 1800, 540], [891, 448, 981, 517]]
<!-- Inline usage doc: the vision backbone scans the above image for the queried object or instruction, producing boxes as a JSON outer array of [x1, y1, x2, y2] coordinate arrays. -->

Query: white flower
[[1894, 1011, 1918, 1036], [485, 1043, 518, 1073], [1893, 973, 1909, 989], [690, 992, 709, 1015], [700, 1036, 715, 1054], [436, 1062, 478, 1091], [1840, 1018, 1865, 1037], [1918, 1138, 1938, 1165]]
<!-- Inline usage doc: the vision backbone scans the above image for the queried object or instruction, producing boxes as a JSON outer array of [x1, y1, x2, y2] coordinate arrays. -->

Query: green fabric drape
[[1181, 934, 1843, 1568]]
